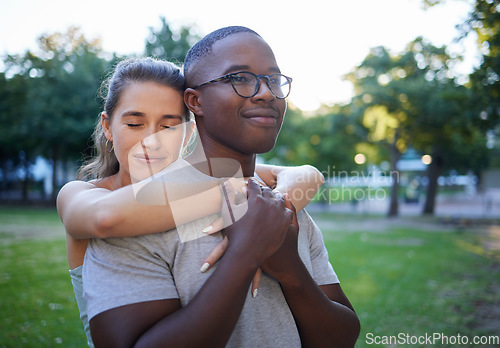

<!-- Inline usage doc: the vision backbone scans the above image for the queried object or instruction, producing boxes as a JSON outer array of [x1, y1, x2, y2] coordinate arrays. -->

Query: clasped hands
[[200, 178, 299, 297]]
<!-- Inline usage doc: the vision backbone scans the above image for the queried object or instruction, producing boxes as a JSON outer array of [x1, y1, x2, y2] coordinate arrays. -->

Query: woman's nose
[[141, 130, 162, 150]]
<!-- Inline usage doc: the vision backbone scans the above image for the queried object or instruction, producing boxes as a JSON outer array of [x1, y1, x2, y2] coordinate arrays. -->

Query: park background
[[1, 0, 500, 346]]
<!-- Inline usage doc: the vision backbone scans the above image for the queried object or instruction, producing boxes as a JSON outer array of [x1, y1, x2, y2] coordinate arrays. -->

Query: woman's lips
[[133, 155, 168, 164]]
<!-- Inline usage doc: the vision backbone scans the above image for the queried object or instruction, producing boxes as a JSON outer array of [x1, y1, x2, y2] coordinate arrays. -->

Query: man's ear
[[101, 112, 113, 141], [184, 88, 204, 117]]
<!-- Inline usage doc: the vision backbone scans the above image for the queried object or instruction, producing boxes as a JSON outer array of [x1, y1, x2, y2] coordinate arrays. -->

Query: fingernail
[[202, 225, 213, 233], [252, 289, 258, 298], [200, 262, 210, 273], [241, 186, 247, 195]]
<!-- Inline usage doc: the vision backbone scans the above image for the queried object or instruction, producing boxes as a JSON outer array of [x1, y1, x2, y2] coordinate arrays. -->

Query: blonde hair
[[77, 57, 189, 180]]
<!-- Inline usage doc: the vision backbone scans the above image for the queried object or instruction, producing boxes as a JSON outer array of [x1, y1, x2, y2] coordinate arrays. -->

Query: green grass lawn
[[0, 206, 86, 348], [0, 206, 498, 347]]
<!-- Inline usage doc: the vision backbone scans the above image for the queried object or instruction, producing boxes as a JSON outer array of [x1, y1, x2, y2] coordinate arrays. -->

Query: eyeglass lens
[[231, 72, 290, 98]]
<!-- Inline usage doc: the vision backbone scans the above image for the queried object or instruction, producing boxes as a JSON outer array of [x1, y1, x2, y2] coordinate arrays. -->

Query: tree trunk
[[388, 142, 401, 217], [22, 154, 30, 202], [422, 147, 444, 215], [51, 145, 59, 203]]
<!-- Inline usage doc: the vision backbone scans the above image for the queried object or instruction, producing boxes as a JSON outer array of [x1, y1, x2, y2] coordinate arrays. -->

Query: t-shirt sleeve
[[83, 233, 179, 321], [300, 210, 339, 285]]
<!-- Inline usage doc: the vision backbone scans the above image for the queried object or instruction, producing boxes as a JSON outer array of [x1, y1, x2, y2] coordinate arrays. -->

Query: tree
[[0, 72, 33, 199], [346, 44, 419, 216], [422, 0, 500, 161], [260, 103, 363, 177], [2, 27, 110, 201], [346, 37, 488, 216], [145, 17, 200, 64]]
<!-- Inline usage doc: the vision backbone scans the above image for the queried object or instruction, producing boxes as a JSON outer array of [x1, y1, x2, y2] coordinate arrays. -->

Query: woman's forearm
[[59, 179, 223, 239]]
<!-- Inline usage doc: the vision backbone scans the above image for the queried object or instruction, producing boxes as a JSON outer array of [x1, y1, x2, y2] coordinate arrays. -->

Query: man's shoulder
[[297, 209, 316, 228]]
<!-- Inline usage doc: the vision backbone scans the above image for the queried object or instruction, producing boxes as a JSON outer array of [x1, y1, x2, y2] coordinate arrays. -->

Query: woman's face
[[103, 81, 190, 184]]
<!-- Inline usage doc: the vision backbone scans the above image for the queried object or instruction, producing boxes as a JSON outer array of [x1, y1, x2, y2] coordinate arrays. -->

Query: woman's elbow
[[92, 209, 121, 238], [302, 165, 325, 186]]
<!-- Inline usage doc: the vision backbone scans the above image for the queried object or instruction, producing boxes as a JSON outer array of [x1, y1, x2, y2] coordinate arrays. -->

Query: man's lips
[[243, 109, 279, 126]]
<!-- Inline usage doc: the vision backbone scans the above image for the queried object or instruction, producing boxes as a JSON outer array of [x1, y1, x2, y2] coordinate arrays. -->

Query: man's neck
[[187, 138, 256, 178]]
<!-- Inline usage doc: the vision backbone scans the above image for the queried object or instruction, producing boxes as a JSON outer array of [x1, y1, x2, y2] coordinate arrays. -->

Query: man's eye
[[127, 124, 142, 128], [232, 75, 252, 84]]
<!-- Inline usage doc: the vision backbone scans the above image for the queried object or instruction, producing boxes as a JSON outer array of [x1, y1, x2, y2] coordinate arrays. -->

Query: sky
[[0, 0, 479, 111]]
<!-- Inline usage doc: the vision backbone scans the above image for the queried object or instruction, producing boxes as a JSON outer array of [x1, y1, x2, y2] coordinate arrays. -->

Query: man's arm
[[261, 199, 360, 347], [88, 180, 292, 348]]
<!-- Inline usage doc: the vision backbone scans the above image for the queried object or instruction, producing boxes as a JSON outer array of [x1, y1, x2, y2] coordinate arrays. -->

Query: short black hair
[[183, 26, 261, 86]]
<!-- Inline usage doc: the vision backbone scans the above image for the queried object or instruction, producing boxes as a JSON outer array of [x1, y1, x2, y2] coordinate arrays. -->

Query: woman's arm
[[57, 179, 223, 240], [256, 164, 324, 211], [58, 164, 323, 241]]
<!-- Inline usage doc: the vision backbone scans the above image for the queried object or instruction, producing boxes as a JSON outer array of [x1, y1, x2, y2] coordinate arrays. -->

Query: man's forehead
[[204, 33, 276, 73], [212, 33, 270, 57]]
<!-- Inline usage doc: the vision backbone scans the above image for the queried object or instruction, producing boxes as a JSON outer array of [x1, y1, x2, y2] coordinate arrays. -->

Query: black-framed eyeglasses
[[191, 71, 293, 99]]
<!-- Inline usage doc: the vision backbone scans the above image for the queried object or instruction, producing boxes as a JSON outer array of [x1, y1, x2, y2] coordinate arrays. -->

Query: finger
[[284, 193, 298, 226], [273, 189, 286, 203], [200, 236, 229, 273], [251, 268, 262, 298], [202, 217, 224, 234], [247, 178, 262, 197], [261, 185, 273, 198], [234, 188, 247, 205], [222, 180, 236, 204]]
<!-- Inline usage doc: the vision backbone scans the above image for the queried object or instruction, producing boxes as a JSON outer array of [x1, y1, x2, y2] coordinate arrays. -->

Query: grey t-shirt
[[83, 161, 338, 347], [69, 266, 94, 348]]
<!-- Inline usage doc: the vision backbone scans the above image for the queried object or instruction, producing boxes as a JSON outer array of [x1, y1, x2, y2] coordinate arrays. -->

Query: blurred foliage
[[262, 103, 365, 175], [0, 12, 498, 216], [1, 27, 110, 200], [345, 37, 490, 215], [144, 16, 200, 64]]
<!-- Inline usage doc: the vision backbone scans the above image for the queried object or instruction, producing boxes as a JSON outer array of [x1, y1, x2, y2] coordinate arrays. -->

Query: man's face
[[193, 33, 287, 156]]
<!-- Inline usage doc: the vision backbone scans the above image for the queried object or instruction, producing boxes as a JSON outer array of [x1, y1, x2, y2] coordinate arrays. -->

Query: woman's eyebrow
[[120, 112, 184, 120], [121, 111, 145, 118]]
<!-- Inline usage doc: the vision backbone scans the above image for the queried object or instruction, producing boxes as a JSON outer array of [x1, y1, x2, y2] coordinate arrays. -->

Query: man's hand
[[260, 194, 301, 282]]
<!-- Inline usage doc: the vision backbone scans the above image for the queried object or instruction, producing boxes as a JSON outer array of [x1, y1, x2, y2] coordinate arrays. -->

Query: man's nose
[[252, 77, 275, 102]]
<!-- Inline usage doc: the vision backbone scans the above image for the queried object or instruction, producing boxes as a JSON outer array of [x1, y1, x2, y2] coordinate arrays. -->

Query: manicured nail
[[252, 289, 258, 298], [200, 262, 210, 273], [202, 225, 213, 233]]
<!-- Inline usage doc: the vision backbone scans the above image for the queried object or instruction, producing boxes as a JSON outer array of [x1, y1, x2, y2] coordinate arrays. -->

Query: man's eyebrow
[[223, 65, 251, 74], [223, 65, 281, 74]]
